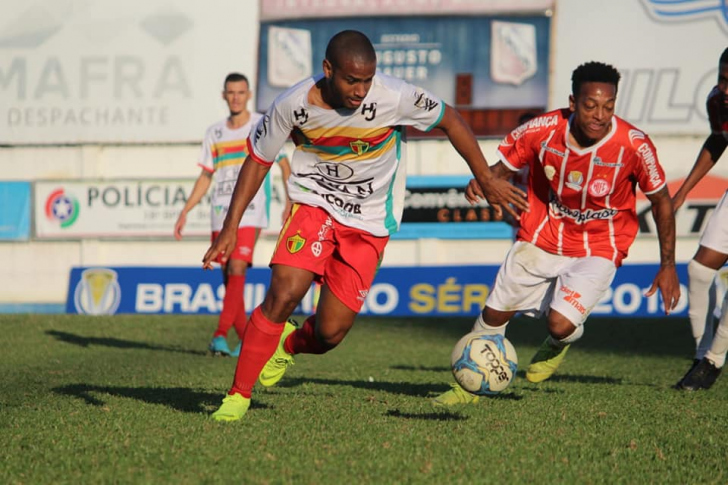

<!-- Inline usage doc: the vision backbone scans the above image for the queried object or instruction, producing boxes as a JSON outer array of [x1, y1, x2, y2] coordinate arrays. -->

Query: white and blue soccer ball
[[451, 331, 518, 395]]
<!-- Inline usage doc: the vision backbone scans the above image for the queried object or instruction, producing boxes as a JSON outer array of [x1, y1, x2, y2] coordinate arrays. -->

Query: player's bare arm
[[436, 105, 528, 219], [644, 186, 680, 313], [672, 137, 726, 211], [202, 156, 271, 269], [464, 162, 514, 205], [174, 170, 212, 240]]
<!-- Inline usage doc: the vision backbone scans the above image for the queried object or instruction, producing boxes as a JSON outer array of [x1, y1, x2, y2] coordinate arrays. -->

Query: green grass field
[[2, 314, 727, 484]]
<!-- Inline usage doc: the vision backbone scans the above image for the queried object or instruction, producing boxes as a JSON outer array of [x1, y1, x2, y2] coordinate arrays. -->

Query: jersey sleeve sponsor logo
[[509, 114, 559, 142], [414, 92, 439, 112], [544, 165, 556, 181], [254, 115, 270, 143], [636, 142, 663, 188]]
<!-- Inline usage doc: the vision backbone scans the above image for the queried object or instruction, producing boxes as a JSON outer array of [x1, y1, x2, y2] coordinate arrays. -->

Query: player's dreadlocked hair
[[720, 47, 728, 66], [571, 62, 621, 96], [224, 72, 249, 87], [325, 30, 376, 69]]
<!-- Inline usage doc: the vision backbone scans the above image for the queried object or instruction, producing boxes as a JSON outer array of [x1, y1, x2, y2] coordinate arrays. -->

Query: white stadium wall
[[0, 0, 726, 306]]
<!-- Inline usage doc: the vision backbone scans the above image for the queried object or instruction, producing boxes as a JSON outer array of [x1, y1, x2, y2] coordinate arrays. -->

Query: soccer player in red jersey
[[434, 61, 681, 405], [174, 73, 290, 357], [202, 30, 529, 422], [673, 48, 728, 391]]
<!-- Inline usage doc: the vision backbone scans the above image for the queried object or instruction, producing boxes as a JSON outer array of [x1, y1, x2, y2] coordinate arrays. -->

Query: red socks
[[285, 315, 333, 355], [230, 307, 284, 398], [213, 274, 245, 338]]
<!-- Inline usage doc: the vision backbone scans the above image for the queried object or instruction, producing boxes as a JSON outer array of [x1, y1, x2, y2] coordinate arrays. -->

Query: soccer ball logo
[[451, 332, 518, 395]]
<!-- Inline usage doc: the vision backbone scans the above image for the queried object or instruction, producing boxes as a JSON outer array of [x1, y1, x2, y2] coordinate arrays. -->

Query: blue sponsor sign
[[0, 181, 31, 240], [67, 263, 689, 318]]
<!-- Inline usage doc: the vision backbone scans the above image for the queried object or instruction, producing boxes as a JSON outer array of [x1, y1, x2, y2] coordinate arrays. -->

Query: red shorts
[[271, 204, 389, 312], [211, 227, 259, 265]]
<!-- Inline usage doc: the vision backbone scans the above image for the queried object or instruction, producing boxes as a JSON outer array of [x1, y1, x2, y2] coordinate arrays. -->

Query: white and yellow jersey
[[198, 113, 272, 231], [247, 72, 444, 236]]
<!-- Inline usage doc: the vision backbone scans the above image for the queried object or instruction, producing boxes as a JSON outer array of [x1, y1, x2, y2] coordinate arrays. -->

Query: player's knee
[[547, 314, 583, 343], [261, 288, 302, 320], [549, 321, 584, 344], [315, 326, 347, 350]]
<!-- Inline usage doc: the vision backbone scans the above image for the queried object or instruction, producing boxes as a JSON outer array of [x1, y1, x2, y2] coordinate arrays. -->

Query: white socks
[[688, 260, 718, 359], [705, 299, 728, 368], [472, 313, 506, 336], [547, 324, 584, 348]]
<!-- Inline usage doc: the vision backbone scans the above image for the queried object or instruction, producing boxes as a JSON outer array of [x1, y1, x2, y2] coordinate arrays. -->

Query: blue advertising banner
[[66, 264, 690, 318], [0, 181, 30, 240], [257, 16, 550, 136]]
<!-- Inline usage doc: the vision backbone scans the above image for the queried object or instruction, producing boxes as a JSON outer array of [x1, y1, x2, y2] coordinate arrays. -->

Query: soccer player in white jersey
[[202, 30, 529, 422], [174, 73, 290, 358], [433, 61, 681, 406], [672, 48, 728, 391]]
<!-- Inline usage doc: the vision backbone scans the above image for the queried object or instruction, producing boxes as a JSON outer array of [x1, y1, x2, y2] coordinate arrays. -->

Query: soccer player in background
[[174, 73, 291, 357], [672, 48, 728, 391], [202, 30, 529, 422], [433, 61, 681, 406]]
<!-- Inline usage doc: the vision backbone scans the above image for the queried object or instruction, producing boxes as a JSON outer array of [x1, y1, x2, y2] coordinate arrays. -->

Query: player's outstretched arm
[[174, 170, 212, 240], [202, 156, 271, 269], [644, 186, 680, 314], [463, 162, 515, 205], [672, 137, 726, 211], [436, 105, 528, 219]]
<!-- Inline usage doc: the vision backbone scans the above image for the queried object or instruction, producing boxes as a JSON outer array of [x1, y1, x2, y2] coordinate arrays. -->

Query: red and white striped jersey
[[497, 108, 666, 266]]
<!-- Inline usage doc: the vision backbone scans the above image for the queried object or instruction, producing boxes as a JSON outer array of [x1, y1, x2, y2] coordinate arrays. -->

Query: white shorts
[[486, 241, 617, 326], [699, 190, 728, 254]]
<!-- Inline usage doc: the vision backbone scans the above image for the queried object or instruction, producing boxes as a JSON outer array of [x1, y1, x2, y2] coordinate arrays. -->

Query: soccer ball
[[451, 331, 518, 395]]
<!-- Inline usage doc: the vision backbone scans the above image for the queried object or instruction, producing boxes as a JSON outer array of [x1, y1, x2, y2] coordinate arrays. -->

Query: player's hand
[[464, 178, 485, 205], [202, 227, 236, 270], [475, 177, 528, 220], [644, 264, 681, 315], [173, 213, 186, 241], [671, 194, 685, 213]]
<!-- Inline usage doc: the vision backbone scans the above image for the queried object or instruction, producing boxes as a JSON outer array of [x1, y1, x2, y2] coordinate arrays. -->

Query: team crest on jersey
[[350, 140, 370, 155], [566, 171, 584, 191], [588, 178, 612, 197], [286, 233, 306, 253]]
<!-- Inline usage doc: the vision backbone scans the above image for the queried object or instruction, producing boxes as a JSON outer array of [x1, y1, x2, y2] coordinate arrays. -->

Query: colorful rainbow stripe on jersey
[[292, 125, 401, 162], [211, 140, 249, 169]]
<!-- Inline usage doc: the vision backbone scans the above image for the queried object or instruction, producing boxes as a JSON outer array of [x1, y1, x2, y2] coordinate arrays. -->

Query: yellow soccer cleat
[[258, 320, 297, 387], [432, 382, 480, 407], [526, 338, 570, 383], [211, 393, 250, 422]]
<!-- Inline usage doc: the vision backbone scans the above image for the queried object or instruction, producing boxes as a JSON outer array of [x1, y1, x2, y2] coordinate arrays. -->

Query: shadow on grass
[[514, 370, 622, 385], [46, 330, 206, 356], [52, 383, 269, 413], [385, 409, 468, 421], [390, 364, 450, 372]]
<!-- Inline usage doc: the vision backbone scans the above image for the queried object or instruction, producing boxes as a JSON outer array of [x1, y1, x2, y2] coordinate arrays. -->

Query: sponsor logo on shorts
[[286, 232, 306, 254], [311, 241, 322, 257], [561, 285, 586, 315], [239, 246, 252, 256], [357, 289, 369, 302], [588, 178, 612, 197]]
